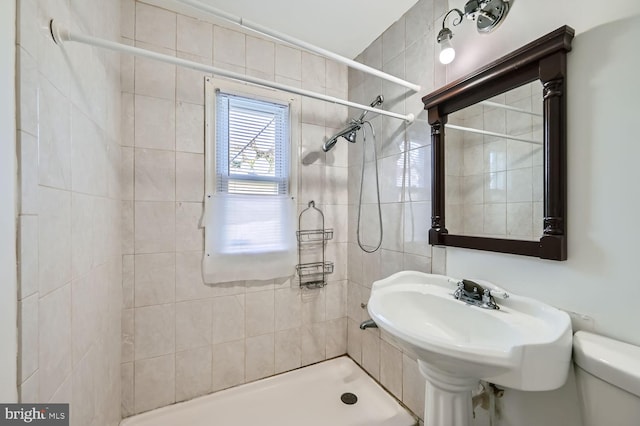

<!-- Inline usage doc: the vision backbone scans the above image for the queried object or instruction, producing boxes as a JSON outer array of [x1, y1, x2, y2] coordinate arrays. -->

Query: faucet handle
[[454, 281, 464, 299], [481, 289, 500, 310]]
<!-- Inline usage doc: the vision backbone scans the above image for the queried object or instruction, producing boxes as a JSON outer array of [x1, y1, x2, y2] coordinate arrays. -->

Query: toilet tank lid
[[573, 331, 640, 398]]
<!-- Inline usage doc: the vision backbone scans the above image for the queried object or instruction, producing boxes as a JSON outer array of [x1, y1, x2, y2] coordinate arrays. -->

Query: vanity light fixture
[[437, 0, 510, 64]]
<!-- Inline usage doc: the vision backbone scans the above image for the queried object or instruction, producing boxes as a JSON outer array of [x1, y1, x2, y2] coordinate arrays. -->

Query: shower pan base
[[120, 356, 416, 426]]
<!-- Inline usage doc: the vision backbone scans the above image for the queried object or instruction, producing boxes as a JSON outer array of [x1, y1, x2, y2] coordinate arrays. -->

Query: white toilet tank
[[573, 331, 640, 426]]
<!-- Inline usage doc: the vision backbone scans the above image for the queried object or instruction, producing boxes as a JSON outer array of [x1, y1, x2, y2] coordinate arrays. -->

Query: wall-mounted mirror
[[422, 26, 574, 260]]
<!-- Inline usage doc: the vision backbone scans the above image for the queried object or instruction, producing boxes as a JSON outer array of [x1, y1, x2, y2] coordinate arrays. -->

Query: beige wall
[[350, 0, 640, 425], [16, 0, 122, 425], [0, 0, 18, 403], [121, 0, 350, 416]]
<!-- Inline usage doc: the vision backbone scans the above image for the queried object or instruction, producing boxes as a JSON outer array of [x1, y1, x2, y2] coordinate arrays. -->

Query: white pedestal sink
[[367, 271, 572, 426]]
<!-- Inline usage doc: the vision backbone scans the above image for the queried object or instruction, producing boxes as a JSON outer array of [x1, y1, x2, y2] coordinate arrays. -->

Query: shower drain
[[340, 392, 358, 405]]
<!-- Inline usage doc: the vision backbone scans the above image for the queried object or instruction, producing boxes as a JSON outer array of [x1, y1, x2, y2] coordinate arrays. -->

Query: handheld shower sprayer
[[322, 95, 384, 152]]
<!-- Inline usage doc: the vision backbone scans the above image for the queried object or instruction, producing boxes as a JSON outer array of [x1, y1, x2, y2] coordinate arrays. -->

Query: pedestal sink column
[[418, 361, 479, 426]]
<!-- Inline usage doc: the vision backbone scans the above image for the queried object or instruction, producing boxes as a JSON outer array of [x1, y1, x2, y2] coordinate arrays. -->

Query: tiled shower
[[16, 0, 457, 423], [120, 0, 352, 416]]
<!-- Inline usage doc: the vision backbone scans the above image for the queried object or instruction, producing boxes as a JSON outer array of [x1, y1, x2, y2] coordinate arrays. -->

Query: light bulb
[[439, 36, 455, 64]]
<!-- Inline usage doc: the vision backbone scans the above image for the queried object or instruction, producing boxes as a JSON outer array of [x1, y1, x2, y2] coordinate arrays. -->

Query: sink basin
[[367, 271, 572, 426]]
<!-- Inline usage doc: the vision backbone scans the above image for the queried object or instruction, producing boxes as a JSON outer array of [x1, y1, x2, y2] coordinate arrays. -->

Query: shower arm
[[323, 95, 385, 152], [355, 95, 384, 123]]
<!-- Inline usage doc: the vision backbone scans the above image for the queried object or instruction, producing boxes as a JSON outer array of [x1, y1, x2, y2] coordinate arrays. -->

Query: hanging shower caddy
[[296, 201, 333, 288]]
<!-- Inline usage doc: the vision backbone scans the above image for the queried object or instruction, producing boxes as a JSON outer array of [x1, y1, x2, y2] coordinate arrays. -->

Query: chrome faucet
[[359, 319, 378, 330], [453, 280, 500, 310]]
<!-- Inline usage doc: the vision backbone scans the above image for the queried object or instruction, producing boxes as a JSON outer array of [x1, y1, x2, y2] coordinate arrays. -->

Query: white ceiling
[[192, 0, 421, 59]]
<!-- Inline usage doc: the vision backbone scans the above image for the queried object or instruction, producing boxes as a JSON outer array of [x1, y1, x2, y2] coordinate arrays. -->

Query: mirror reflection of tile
[[445, 81, 544, 241]]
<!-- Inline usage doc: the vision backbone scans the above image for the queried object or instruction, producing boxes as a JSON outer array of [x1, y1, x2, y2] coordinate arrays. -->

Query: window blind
[[203, 88, 296, 284], [216, 92, 289, 195]]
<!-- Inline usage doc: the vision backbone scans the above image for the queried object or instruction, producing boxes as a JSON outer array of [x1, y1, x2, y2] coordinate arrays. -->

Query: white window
[[203, 78, 298, 284]]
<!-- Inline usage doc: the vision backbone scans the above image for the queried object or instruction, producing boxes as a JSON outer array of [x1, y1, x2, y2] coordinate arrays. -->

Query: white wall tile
[[326, 60, 347, 92], [176, 53, 210, 105], [18, 131, 38, 215], [121, 362, 134, 418], [301, 52, 325, 90], [121, 92, 134, 147], [347, 318, 362, 364], [18, 215, 38, 299], [134, 354, 175, 413], [135, 3, 176, 50], [325, 317, 347, 358], [274, 328, 301, 374], [38, 78, 71, 190], [71, 274, 99, 365], [212, 340, 245, 391], [176, 101, 205, 153], [245, 290, 275, 337], [121, 0, 135, 39], [275, 288, 302, 331], [39, 285, 71, 402], [301, 288, 326, 324], [175, 251, 213, 301], [19, 294, 39, 383], [301, 97, 326, 126], [176, 346, 212, 402], [38, 187, 71, 296], [382, 17, 406, 65], [135, 148, 176, 202], [134, 43, 176, 100], [134, 95, 175, 150], [134, 201, 175, 254], [212, 295, 245, 344], [121, 147, 134, 200], [362, 331, 381, 380], [324, 166, 348, 205], [134, 253, 175, 307], [71, 347, 96, 426], [17, 49, 38, 136], [275, 44, 301, 81], [301, 322, 326, 366], [18, 0, 121, 417], [325, 281, 347, 320], [245, 334, 275, 382], [122, 200, 135, 255], [134, 304, 175, 360], [177, 15, 212, 58], [176, 300, 212, 351], [175, 202, 204, 252], [176, 152, 204, 202], [402, 354, 425, 419], [122, 309, 134, 363], [380, 339, 403, 399], [213, 26, 245, 67], [246, 36, 275, 76]]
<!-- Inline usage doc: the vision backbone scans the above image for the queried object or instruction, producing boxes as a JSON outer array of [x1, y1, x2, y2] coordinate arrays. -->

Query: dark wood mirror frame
[[422, 26, 574, 261]]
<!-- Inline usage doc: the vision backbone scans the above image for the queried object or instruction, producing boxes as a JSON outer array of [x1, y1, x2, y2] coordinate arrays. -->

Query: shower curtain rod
[[445, 124, 542, 145], [173, 0, 421, 92], [49, 21, 415, 123], [479, 100, 543, 117]]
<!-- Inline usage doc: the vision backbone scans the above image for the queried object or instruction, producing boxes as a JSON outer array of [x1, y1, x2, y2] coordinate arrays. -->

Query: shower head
[[322, 95, 384, 152], [322, 136, 338, 152], [322, 122, 361, 152]]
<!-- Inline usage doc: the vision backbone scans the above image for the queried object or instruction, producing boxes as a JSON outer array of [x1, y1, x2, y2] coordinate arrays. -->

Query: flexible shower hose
[[356, 120, 383, 253]]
